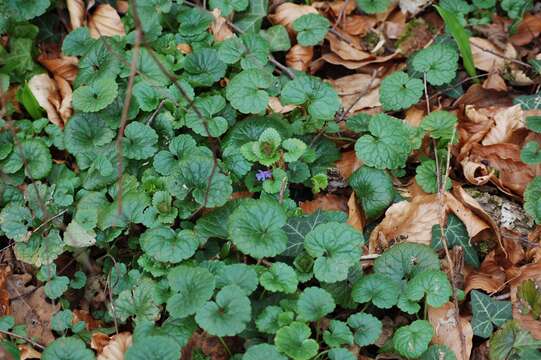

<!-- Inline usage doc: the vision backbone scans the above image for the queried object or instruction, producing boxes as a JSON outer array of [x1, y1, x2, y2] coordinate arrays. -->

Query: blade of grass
[[435, 5, 477, 81]]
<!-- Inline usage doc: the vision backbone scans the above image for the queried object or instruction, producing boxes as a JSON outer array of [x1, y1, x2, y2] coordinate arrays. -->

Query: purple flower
[[256, 169, 272, 181]]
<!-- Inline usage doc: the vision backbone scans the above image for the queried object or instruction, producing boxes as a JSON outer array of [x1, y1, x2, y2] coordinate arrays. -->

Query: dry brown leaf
[[335, 150, 361, 179], [465, 251, 506, 293], [368, 194, 440, 253], [300, 194, 348, 214], [73, 309, 103, 330], [18, 344, 41, 360], [428, 302, 473, 360], [116, 0, 129, 14], [7, 274, 59, 345], [286, 44, 313, 71], [0, 266, 11, 317], [482, 105, 524, 145], [67, 0, 85, 29], [312, 0, 356, 17], [37, 54, 79, 83], [91, 332, 111, 353], [210, 9, 234, 42], [347, 192, 364, 232], [509, 263, 541, 339], [456, 83, 513, 108], [321, 51, 399, 70], [177, 43, 192, 54], [460, 159, 494, 186], [268, 96, 297, 114], [268, 3, 318, 34], [469, 37, 516, 72], [88, 4, 126, 38], [341, 15, 376, 36], [28, 74, 73, 127], [510, 14, 541, 46], [384, 11, 406, 39], [96, 332, 133, 360], [398, 0, 431, 14], [328, 73, 381, 112], [444, 190, 491, 240], [327, 32, 372, 61], [482, 71, 507, 92]]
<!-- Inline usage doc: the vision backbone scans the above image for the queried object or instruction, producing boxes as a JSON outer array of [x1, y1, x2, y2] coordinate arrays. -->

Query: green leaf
[[517, 279, 541, 320], [0, 204, 32, 242], [114, 281, 161, 323], [393, 320, 433, 359], [412, 44, 458, 86], [243, 344, 287, 360], [261, 25, 291, 52], [122, 122, 158, 160], [352, 274, 400, 309], [76, 39, 121, 86], [274, 322, 319, 360], [524, 177, 541, 223], [140, 227, 199, 264], [304, 222, 364, 283], [420, 110, 457, 142], [292, 14, 330, 46], [42, 337, 94, 360], [228, 198, 288, 258], [62, 27, 94, 56], [135, 0, 173, 35], [133, 81, 162, 112], [216, 263, 258, 295], [226, 69, 273, 114], [209, 0, 248, 16], [432, 214, 480, 267], [72, 78, 118, 113], [354, 113, 415, 170], [373, 243, 441, 283], [328, 348, 356, 360], [501, 0, 532, 19], [435, 5, 477, 79], [64, 221, 96, 248], [195, 285, 251, 336], [347, 312, 382, 346], [471, 290, 512, 338], [51, 310, 73, 332], [379, 71, 423, 111], [0, 316, 15, 331], [356, 0, 390, 14], [125, 336, 181, 360], [280, 74, 340, 120], [489, 320, 541, 360], [282, 138, 307, 162], [260, 262, 298, 293], [416, 159, 452, 193], [70, 271, 87, 289], [323, 320, 353, 348], [256, 305, 283, 334], [166, 265, 215, 319], [405, 270, 452, 307], [521, 141, 541, 164], [3, 139, 52, 179], [526, 116, 541, 133], [297, 286, 336, 321], [234, 0, 268, 32], [185, 95, 228, 137], [18, 82, 43, 119], [218, 33, 270, 70], [349, 166, 394, 219], [64, 113, 114, 155], [184, 48, 227, 87], [420, 345, 456, 360], [153, 134, 211, 176]]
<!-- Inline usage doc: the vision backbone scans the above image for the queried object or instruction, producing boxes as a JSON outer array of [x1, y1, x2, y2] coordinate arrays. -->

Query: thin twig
[[0, 329, 45, 350], [146, 99, 166, 125], [32, 209, 68, 234], [332, 0, 350, 31], [423, 73, 431, 114], [470, 42, 532, 68]]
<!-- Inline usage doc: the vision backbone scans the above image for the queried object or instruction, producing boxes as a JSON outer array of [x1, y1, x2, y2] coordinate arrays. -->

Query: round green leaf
[[0, 204, 32, 242], [226, 69, 273, 114], [209, 0, 249, 16], [228, 198, 288, 258], [347, 312, 382, 346], [292, 14, 330, 46], [166, 265, 215, 318], [260, 262, 298, 293], [3, 139, 52, 179], [243, 344, 287, 360], [122, 122, 158, 160], [256, 305, 283, 334], [521, 141, 541, 164], [349, 166, 394, 219], [405, 270, 452, 308], [195, 285, 251, 336], [416, 159, 451, 193], [304, 222, 364, 283], [420, 345, 456, 360], [328, 348, 356, 360], [297, 286, 335, 321], [184, 48, 226, 87], [185, 95, 228, 137], [72, 78, 118, 112], [140, 227, 199, 263], [216, 263, 258, 295], [64, 113, 114, 155], [379, 71, 423, 111], [525, 177, 541, 223], [125, 336, 181, 360], [412, 44, 458, 86], [356, 0, 391, 14], [274, 322, 319, 360], [352, 273, 400, 309], [42, 337, 94, 360], [393, 320, 434, 359], [420, 110, 457, 142], [323, 320, 353, 347]]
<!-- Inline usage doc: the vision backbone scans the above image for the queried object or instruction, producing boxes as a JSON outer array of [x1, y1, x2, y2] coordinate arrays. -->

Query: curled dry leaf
[[321, 51, 399, 70], [398, 0, 431, 15], [328, 73, 381, 112], [0, 266, 10, 317], [481, 105, 524, 146], [211, 9, 234, 42], [347, 192, 365, 232], [341, 15, 376, 37], [28, 74, 73, 127], [326, 32, 372, 61], [18, 344, 42, 360], [177, 43, 192, 54], [286, 44, 313, 72], [94, 332, 133, 360], [67, 0, 85, 29], [465, 251, 506, 294], [268, 3, 318, 34], [312, 0, 356, 18], [37, 53, 79, 83], [469, 37, 517, 72], [268, 96, 297, 114], [460, 159, 494, 186], [428, 302, 473, 360], [300, 194, 348, 214], [335, 150, 361, 179], [88, 4, 126, 39], [482, 71, 507, 92], [73, 309, 103, 330], [509, 263, 541, 339], [510, 14, 541, 46]]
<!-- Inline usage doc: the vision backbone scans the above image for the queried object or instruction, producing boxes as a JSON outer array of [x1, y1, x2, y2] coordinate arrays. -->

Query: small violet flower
[[256, 169, 272, 181]]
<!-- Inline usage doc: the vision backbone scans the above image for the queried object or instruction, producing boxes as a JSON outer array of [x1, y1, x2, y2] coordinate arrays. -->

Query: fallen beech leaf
[[0, 266, 10, 317], [88, 4, 126, 38], [482, 71, 507, 92], [509, 263, 541, 339], [321, 51, 399, 70], [300, 194, 348, 214], [328, 73, 381, 112], [469, 37, 516, 72], [177, 43, 192, 54], [73, 309, 103, 330], [341, 15, 376, 36], [18, 344, 42, 360], [326, 32, 372, 61], [91, 332, 111, 353], [399, 0, 431, 14], [67, 0, 85, 29], [268, 3, 318, 34], [335, 150, 361, 179], [116, 0, 129, 14], [428, 302, 473, 360], [444, 190, 491, 240], [384, 11, 406, 39], [37, 54, 79, 83], [465, 251, 505, 294], [96, 332, 133, 360], [210, 9, 234, 42], [312, 0, 356, 17], [267, 96, 297, 113], [347, 192, 364, 232], [286, 44, 313, 71], [456, 84, 513, 108], [510, 14, 541, 46], [28, 73, 73, 127], [460, 159, 494, 186], [482, 105, 524, 146]]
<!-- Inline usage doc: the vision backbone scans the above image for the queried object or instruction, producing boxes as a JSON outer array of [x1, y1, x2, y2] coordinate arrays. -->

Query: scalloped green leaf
[[352, 273, 400, 309], [349, 165, 394, 219], [140, 227, 200, 263], [72, 78, 118, 113], [297, 286, 335, 321], [260, 262, 298, 294], [393, 320, 433, 359], [412, 44, 458, 86], [42, 337, 94, 360], [347, 312, 382, 346], [166, 265, 215, 319], [292, 14, 330, 46], [226, 69, 273, 114], [379, 71, 423, 111], [275, 322, 319, 360]]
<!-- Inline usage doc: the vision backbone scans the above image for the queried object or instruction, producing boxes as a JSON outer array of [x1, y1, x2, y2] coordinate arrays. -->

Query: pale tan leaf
[[482, 71, 507, 92], [509, 263, 541, 339], [465, 251, 506, 293], [470, 37, 516, 72], [268, 3, 318, 34], [286, 44, 313, 71], [341, 15, 376, 36], [88, 4, 126, 38], [116, 0, 129, 14], [347, 192, 364, 232], [335, 150, 361, 179], [444, 191, 491, 239], [482, 105, 524, 146], [267, 96, 297, 114], [398, 0, 431, 14], [210, 8, 234, 42], [460, 159, 494, 186], [97, 333, 133, 360], [328, 73, 381, 112], [37, 54, 79, 83], [67, 0, 85, 29], [55, 76, 73, 123], [300, 194, 348, 214], [28, 74, 64, 127], [18, 344, 41, 360], [428, 302, 473, 360], [327, 32, 372, 61]]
